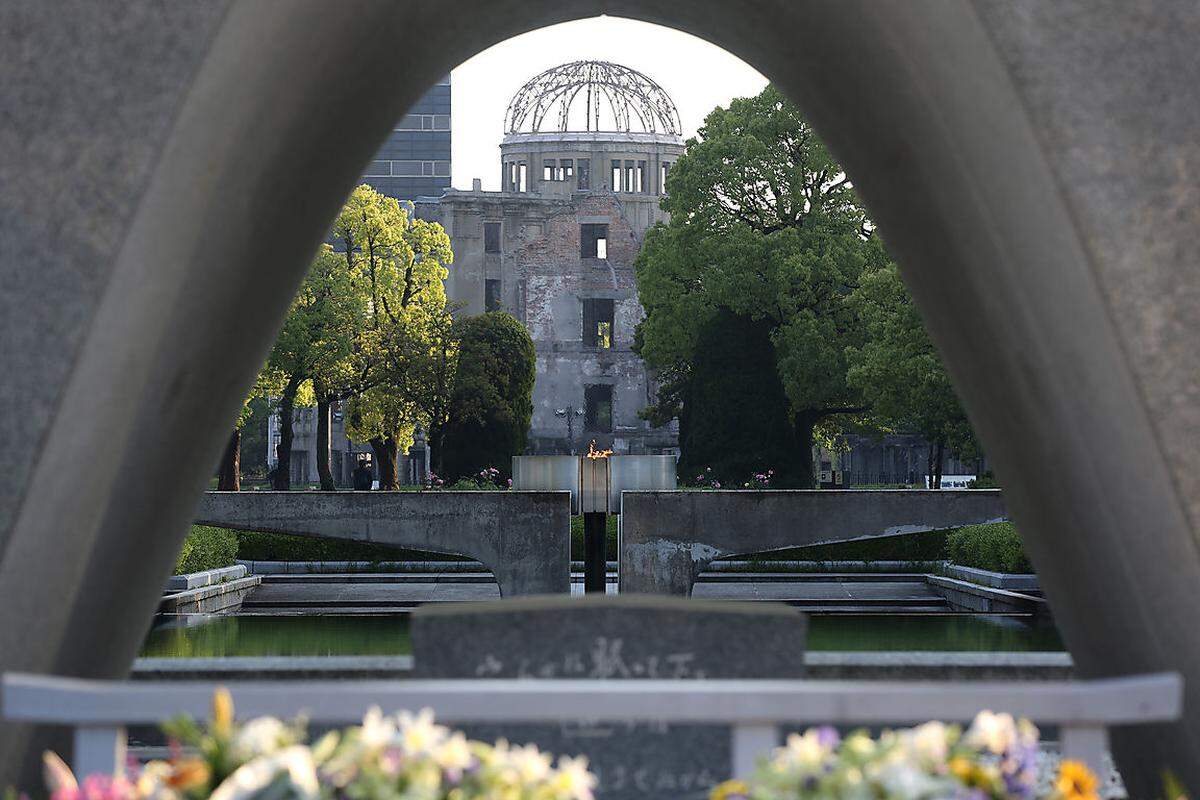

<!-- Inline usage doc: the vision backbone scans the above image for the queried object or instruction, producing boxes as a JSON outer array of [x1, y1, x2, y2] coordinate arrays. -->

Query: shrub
[[174, 525, 239, 575], [946, 521, 1031, 573], [748, 529, 951, 563], [570, 515, 619, 561]]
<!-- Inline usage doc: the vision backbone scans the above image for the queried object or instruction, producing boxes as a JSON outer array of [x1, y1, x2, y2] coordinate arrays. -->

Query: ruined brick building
[[417, 61, 684, 455]]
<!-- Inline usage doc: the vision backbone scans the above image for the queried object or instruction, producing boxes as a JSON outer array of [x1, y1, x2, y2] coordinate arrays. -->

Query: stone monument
[[412, 595, 807, 800]]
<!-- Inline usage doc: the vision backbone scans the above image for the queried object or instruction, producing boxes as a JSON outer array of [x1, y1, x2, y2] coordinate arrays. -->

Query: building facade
[[265, 78, 451, 485], [417, 62, 683, 455]]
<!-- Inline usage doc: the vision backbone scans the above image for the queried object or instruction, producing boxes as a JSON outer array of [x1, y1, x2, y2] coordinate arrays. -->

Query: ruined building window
[[484, 222, 501, 253], [578, 158, 590, 189], [580, 223, 608, 259], [611, 160, 621, 191], [561, 159, 574, 178], [582, 298, 614, 349], [660, 161, 671, 194], [636, 161, 646, 193], [624, 160, 636, 192], [543, 159, 556, 181], [507, 161, 527, 192], [584, 385, 613, 433], [485, 279, 501, 312]]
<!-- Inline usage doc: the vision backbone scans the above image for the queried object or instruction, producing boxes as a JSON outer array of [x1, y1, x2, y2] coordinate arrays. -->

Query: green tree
[[439, 312, 535, 482], [636, 85, 883, 486], [334, 185, 453, 489], [846, 263, 979, 488], [677, 308, 797, 486], [263, 245, 354, 489]]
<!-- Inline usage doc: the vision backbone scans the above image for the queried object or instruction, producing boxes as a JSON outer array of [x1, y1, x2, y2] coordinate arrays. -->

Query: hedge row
[[945, 522, 1031, 573], [174, 526, 239, 575]]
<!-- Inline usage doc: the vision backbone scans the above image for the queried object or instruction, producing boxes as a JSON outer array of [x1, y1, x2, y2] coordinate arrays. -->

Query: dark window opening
[[636, 161, 646, 193], [561, 158, 574, 178], [578, 158, 590, 189], [484, 222, 501, 253], [611, 160, 621, 191], [543, 159, 555, 181], [624, 160, 635, 193], [582, 298, 614, 349], [585, 385, 613, 433], [580, 223, 609, 259], [485, 279, 501, 312], [660, 162, 671, 194]]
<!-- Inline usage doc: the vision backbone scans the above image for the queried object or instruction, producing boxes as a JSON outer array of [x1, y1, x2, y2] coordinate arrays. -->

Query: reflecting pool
[[140, 613, 1062, 658]]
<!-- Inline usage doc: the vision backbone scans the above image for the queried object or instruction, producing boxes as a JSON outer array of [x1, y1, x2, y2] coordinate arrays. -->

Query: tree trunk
[[934, 440, 944, 489], [270, 378, 300, 490], [371, 436, 400, 490], [792, 410, 820, 489], [926, 444, 935, 490], [316, 396, 334, 491], [217, 428, 241, 491]]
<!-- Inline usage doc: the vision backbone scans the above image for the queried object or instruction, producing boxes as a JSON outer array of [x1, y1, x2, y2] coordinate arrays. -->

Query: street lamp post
[[554, 406, 584, 454]]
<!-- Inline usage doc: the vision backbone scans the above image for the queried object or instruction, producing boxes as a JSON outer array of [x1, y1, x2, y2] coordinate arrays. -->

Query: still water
[[140, 614, 1062, 658]]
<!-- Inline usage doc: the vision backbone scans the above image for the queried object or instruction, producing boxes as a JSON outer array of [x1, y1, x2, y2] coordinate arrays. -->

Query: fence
[[2, 672, 1181, 781]]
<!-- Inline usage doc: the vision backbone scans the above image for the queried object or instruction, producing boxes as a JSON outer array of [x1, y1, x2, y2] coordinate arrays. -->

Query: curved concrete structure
[[2, 1, 1199, 790], [619, 490, 1007, 596], [195, 491, 570, 598]]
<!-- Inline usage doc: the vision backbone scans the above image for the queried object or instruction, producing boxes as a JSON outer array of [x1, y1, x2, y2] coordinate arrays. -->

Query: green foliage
[[635, 85, 886, 485], [846, 263, 979, 463], [946, 522, 1031, 573], [676, 309, 799, 487], [338, 185, 456, 455], [570, 515, 619, 561], [439, 312, 536, 482], [174, 526, 239, 575]]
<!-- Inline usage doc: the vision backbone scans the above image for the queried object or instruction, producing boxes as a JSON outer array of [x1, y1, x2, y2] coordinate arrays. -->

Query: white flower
[[358, 706, 396, 750], [551, 755, 597, 800], [397, 708, 448, 755], [434, 731, 473, 772], [209, 745, 319, 800], [874, 762, 941, 798], [965, 710, 1017, 755], [233, 716, 289, 759], [777, 728, 835, 770], [901, 721, 949, 764], [506, 743, 553, 783]]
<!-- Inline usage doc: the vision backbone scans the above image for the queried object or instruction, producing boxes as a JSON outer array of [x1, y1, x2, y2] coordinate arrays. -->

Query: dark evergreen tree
[[438, 312, 535, 482], [677, 308, 799, 487]]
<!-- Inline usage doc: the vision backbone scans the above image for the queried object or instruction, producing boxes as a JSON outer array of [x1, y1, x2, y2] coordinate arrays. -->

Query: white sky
[[450, 16, 768, 191]]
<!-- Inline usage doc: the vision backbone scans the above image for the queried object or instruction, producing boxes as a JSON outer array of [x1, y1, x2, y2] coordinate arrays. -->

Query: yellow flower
[[710, 779, 749, 800], [949, 757, 997, 790], [166, 758, 211, 791], [1056, 760, 1100, 800], [212, 686, 235, 736]]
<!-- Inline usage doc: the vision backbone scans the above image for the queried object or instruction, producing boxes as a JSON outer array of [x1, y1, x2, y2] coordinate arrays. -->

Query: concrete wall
[[3, 1, 1200, 790], [195, 491, 571, 597], [619, 490, 1007, 595]]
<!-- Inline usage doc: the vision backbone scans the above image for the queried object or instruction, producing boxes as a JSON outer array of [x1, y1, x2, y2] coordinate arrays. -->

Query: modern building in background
[[417, 61, 682, 455], [266, 77, 451, 485]]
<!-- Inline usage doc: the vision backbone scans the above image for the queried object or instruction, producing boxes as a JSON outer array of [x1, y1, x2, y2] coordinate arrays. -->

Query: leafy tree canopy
[[636, 86, 885, 484]]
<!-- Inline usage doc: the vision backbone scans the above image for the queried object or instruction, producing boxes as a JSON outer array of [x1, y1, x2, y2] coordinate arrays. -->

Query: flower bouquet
[[710, 711, 1102, 800], [39, 689, 596, 800]]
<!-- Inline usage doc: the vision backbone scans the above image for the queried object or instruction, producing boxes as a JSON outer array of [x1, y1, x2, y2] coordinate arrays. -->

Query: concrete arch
[[2, 0, 1199, 790]]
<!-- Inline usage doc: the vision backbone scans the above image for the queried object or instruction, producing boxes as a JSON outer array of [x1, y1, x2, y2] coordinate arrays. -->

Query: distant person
[[352, 455, 374, 491]]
